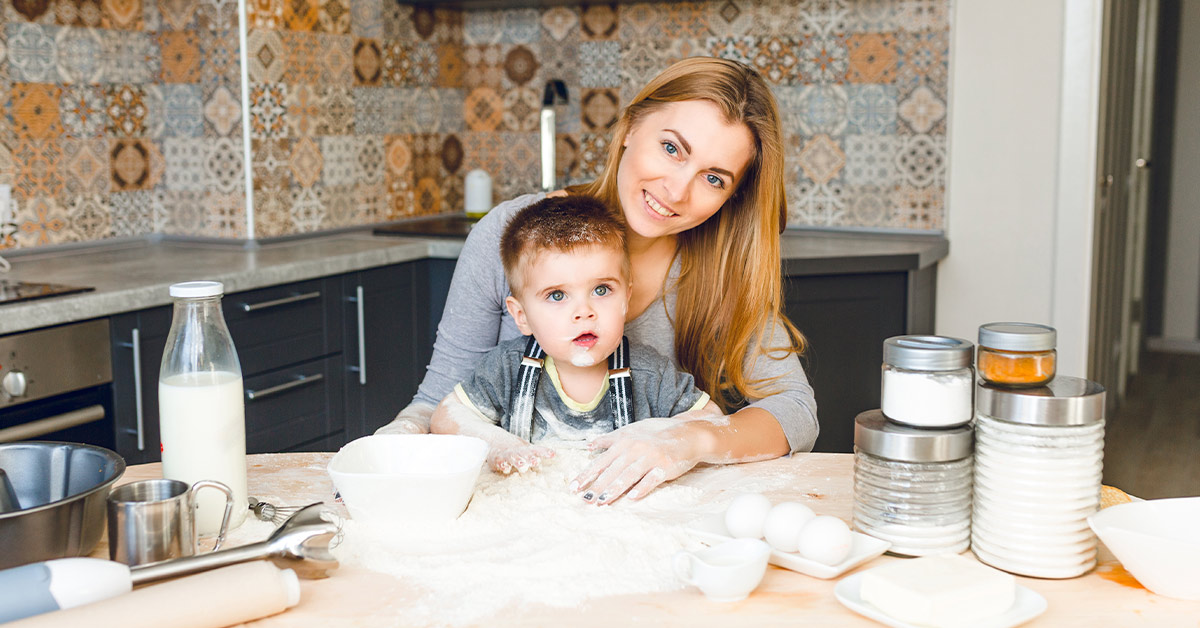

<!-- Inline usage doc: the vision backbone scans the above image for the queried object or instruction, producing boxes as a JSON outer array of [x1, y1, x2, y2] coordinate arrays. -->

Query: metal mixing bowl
[[0, 441, 126, 569]]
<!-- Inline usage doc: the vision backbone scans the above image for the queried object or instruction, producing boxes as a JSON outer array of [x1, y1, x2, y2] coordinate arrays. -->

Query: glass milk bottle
[[159, 281, 247, 535]]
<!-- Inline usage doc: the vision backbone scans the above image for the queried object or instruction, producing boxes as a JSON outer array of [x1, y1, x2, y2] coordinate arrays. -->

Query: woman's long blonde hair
[[569, 57, 806, 411]]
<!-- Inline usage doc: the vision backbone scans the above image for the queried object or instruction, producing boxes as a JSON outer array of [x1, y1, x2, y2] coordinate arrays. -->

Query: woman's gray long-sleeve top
[[411, 193, 819, 453]]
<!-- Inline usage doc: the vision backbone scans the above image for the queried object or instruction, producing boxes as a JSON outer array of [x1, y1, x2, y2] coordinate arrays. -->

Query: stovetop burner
[[0, 279, 94, 305]]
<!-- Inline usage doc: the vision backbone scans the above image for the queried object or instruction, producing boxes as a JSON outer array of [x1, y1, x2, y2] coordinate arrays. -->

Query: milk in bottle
[[159, 281, 247, 535]]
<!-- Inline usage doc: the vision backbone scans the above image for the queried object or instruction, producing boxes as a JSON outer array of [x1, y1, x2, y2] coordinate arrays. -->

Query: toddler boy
[[430, 195, 719, 474]]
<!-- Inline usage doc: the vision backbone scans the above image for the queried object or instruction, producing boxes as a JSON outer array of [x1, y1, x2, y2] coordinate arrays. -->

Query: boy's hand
[[489, 445, 556, 475]]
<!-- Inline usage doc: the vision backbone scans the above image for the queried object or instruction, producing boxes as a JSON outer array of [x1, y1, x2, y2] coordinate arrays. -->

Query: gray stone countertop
[[0, 228, 945, 336]]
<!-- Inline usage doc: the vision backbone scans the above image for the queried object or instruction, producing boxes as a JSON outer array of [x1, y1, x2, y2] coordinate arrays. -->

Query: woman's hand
[[569, 417, 711, 505], [570, 406, 790, 504], [375, 402, 435, 435]]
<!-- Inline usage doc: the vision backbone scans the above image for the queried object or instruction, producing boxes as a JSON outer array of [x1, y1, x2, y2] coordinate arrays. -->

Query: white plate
[[834, 572, 1048, 628], [686, 513, 890, 579]]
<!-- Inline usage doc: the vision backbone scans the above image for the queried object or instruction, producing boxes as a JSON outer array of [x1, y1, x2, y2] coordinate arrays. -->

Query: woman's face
[[616, 100, 755, 240]]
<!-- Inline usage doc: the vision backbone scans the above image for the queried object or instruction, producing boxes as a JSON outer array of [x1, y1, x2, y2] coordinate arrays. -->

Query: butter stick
[[860, 554, 1016, 627]]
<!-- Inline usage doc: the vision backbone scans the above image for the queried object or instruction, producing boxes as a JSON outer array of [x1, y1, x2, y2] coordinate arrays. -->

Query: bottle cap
[[169, 281, 224, 298], [978, 322, 1057, 351]]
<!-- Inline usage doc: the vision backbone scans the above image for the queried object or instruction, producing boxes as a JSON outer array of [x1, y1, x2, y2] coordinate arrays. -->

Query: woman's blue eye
[[663, 141, 678, 156], [593, 285, 610, 297], [706, 174, 725, 188], [548, 290, 565, 302]]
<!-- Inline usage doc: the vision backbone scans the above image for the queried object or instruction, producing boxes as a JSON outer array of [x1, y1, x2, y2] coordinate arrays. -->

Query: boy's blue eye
[[548, 290, 565, 302], [593, 285, 610, 297]]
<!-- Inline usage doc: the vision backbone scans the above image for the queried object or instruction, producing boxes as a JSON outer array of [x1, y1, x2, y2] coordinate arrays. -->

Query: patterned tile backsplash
[[0, 0, 949, 249]]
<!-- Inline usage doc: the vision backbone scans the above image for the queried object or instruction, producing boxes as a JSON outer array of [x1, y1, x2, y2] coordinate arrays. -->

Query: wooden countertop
[[98, 453, 1195, 627]]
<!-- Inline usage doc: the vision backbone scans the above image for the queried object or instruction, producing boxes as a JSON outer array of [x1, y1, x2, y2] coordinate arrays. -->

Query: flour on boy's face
[[505, 245, 630, 371]]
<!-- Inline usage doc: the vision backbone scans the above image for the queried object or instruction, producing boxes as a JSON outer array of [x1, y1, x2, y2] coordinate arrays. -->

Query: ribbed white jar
[[972, 377, 1105, 578]]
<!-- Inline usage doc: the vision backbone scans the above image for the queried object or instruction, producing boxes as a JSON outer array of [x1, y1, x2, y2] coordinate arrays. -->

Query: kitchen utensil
[[327, 434, 487, 524], [1088, 496, 1200, 600], [107, 479, 234, 567], [672, 538, 771, 602], [0, 441, 125, 570], [248, 496, 302, 525], [0, 557, 131, 623], [0, 468, 19, 513], [128, 502, 340, 584], [0, 503, 329, 623], [2, 561, 299, 627]]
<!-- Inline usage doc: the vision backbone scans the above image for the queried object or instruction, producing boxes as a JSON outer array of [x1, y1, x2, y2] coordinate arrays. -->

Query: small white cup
[[673, 538, 771, 602]]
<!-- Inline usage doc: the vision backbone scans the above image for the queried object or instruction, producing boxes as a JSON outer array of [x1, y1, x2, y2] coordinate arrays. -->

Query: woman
[[380, 57, 817, 502]]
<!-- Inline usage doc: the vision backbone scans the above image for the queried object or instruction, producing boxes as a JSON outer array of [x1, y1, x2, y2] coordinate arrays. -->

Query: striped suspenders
[[507, 336, 633, 440]]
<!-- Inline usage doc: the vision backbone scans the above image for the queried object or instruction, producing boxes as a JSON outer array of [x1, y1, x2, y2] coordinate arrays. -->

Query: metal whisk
[[248, 496, 303, 525]]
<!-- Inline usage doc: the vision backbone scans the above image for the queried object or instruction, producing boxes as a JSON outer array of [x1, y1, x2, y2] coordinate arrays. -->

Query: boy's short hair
[[500, 195, 629, 297]]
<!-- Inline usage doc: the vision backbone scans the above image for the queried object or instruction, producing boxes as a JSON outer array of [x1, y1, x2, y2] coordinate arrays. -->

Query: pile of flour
[[333, 447, 709, 625]]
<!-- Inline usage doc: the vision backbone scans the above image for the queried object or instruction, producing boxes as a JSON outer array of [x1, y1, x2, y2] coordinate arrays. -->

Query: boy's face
[[505, 245, 630, 370]]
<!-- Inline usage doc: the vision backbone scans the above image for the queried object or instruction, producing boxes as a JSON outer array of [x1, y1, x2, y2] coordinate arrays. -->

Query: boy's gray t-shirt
[[454, 336, 711, 442], [413, 192, 819, 453]]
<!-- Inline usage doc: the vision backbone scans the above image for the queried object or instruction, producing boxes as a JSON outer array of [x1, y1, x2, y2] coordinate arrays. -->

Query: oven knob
[[2, 371, 26, 398]]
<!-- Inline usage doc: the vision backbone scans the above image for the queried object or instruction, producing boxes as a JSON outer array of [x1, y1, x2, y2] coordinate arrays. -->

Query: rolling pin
[[5, 561, 300, 628]]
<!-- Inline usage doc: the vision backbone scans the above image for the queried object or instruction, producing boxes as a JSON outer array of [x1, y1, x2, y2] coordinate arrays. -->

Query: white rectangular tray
[[686, 512, 891, 579]]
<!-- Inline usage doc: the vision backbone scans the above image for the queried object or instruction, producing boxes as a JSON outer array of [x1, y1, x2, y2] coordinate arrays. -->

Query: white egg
[[762, 501, 816, 553], [723, 493, 773, 539], [796, 515, 853, 565]]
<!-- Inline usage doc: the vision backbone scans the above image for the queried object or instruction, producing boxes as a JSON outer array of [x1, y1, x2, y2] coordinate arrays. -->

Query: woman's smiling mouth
[[644, 191, 676, 218]]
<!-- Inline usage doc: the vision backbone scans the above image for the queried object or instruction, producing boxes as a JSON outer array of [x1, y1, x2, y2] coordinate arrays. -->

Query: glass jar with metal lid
[[972, 376, 1105, 579], [881, 335, 975, 427], [977, 322, 1057, 387], [852, 409, 974, 557]]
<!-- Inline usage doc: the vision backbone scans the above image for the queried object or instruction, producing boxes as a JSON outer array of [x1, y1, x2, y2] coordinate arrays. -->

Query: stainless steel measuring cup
[[107, 478, 234, 566]]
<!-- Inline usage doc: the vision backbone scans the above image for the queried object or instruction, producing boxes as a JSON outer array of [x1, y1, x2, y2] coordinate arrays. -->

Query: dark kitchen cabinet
[[341, 259, 456, 440], [110, 306, 170, 465], [783, 265, 936, 454], [111, 277, 346, 464]]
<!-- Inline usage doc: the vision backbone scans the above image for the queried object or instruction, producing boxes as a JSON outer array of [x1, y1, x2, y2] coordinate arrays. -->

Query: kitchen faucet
[[540, 79, 568, 192]]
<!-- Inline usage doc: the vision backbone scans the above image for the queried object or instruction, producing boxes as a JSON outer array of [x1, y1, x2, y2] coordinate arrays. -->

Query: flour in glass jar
[[332, 447, 709, 626]]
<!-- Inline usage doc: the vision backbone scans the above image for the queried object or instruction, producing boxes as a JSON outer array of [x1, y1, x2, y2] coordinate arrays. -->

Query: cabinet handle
[[0, 405, 106, 443], [245, 373, 324, 401], [355, 285, 366, 385], [239, 291, 321, 313], [131, 327, 145, 451]]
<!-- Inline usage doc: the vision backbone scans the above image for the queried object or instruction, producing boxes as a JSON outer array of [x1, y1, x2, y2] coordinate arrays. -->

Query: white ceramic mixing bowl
[[327, 434, 488, 524], [1088, 496, 1200, 600]]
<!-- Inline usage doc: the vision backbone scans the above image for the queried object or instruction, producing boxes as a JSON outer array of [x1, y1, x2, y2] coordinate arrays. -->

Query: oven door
[[0, 386, 115, 448], [0, 319, 115, 449]]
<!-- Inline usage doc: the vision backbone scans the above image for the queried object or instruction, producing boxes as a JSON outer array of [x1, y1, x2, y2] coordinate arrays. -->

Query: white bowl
[[1088, 496, 1200, 600], [328, 434, 488, 524]]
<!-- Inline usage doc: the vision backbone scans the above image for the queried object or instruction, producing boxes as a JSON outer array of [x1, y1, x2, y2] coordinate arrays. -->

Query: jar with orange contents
[[976, 322, 1056, 387]]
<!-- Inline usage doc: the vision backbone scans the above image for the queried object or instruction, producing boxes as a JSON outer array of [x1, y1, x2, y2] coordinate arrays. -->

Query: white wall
[[1162, 0, 1200, 343], [938, 0, 1101, 377]]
